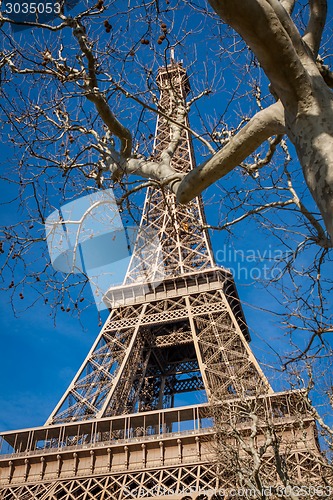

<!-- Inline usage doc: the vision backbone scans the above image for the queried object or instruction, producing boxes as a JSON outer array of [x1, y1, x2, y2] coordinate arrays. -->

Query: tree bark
[[288, 78, 333, 241]]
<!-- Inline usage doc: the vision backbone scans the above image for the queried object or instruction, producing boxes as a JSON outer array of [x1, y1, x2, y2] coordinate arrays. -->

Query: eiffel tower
[[0, 60, 327, 499]]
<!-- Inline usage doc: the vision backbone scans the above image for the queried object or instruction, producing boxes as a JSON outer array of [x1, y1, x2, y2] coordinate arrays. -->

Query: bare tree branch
[[267, 0, 311, 60], [284, 166, 330, 247], [243, 134, 284, 175], [71, 22, 132, 157], [208, 0, 312, 107], [303, 0, 327, 56], [203, 199, 294, 232], [176, 101, 285, 203], [316, 55, 333, 87], [280, 0, 297, 15]]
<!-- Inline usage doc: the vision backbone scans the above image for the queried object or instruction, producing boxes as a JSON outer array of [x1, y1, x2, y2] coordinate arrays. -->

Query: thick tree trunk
[[286, 79, 333, 242]]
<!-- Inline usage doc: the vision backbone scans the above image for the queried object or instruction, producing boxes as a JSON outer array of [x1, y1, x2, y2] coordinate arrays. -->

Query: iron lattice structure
[[0, 62, 330, 499]]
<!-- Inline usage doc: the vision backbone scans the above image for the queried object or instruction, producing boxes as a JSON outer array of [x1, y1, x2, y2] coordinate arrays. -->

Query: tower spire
[[123, 60, 214, 285]]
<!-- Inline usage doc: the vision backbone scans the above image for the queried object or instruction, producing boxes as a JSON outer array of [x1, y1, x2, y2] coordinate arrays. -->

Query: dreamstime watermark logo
[[1, 1, 79, 31], [45, 189, 164, 310], [122, 485, 333, 498], [215, 245, 285, 282]]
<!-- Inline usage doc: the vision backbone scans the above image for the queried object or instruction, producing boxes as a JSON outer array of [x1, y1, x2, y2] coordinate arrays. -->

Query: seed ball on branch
[[104, 20, 112, 30]]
